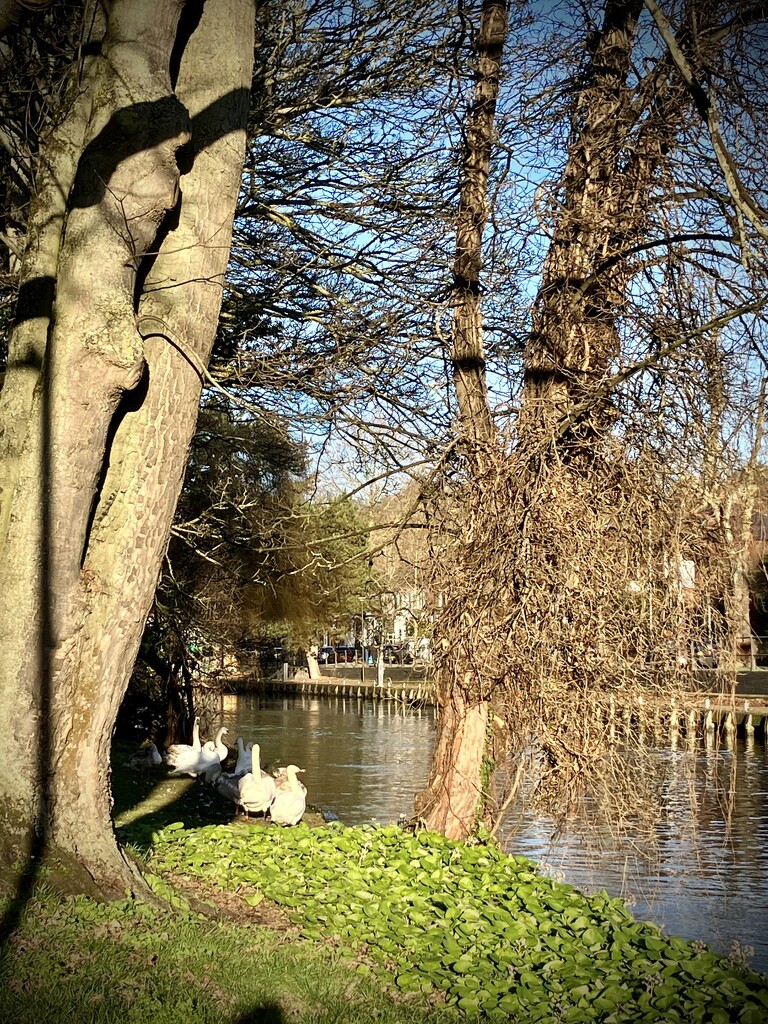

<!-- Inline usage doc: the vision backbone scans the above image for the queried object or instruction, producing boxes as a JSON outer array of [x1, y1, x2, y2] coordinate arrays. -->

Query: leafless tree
[[420, 0, 768, 842]]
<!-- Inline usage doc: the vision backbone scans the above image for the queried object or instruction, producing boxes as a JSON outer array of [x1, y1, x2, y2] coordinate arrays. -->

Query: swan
[[205, 726, 229, 763], [234, 737, 253, 775], [272, 765, 307, 795], [215, 774, 240, 812], [167, 738, 221, 778], [235, 744, 276, 818], [164, 717, 204, 775], [164, 717, 201, 757], [126, 742, 162, 771], [269, 765, 306, 826]]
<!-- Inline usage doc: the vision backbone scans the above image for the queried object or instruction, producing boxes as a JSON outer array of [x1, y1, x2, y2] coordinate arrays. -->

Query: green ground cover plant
[[144, 820, 768, 1023], [3, 754, 765, 1023]]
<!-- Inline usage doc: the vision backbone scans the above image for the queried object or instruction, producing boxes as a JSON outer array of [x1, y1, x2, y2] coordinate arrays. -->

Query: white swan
[[165, 717, 201, 757], [205, 726, 229, 763], [236, 743, 276, 818], [234, 737, 253, 775], [272, 765, 307, 795], [167, 737, 222, 778], [269, 765, 306, 826], [126, 742, 162, 771], [164, 717, 204, 776]]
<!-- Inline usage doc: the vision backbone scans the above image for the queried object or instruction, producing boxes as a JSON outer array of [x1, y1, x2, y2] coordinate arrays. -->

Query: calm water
[[217, 693, 768, 973]]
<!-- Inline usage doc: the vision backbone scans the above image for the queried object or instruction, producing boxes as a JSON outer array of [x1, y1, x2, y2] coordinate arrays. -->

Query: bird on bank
[[126, 741, 162, 772], [207, 726, 229, 763], [217, 743, 276, 818], [164, 717, 203, 775], [269, 765, 306, 826], [234, 736, 253, 775], [166, 725, 228, 778], [272, 764, 307, 795]]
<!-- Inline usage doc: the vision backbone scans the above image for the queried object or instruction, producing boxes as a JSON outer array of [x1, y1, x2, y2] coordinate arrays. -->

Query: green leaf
[[581, 926, 607, 947], [453, 956, 477, 974], [457, 996, 481, 1013], [395, 972, 422, 992]]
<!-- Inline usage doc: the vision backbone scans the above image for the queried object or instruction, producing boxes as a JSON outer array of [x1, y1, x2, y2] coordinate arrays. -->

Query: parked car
[[335, 645, 357, 663], [317, 646, 335, 664]]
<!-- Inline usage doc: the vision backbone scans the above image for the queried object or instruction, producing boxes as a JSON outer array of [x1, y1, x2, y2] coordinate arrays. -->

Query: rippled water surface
[[218, 693, 768, 972]]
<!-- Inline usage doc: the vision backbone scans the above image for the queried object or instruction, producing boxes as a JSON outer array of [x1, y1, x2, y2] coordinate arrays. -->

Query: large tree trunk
[[0, 0, 254, 897], [521, 0, 650, 447], [415, 690, 490, 839], [416, 0, 507, 839]]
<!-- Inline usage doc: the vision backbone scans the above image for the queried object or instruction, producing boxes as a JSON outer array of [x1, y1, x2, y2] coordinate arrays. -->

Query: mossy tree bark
[[0, 0, 254, 897]]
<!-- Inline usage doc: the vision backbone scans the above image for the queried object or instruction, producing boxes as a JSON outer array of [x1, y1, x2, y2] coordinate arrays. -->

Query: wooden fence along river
[[256, 662, 433, 707], [225, 662, 768, 742]]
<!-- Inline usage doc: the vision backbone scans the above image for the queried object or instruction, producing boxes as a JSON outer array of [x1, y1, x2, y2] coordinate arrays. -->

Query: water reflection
[[501, 737, 768, 972], [218, 694, 768, 973]]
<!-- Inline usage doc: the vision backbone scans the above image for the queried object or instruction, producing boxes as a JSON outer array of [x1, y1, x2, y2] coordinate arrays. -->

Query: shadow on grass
[[235, 1007, 285, 1024]]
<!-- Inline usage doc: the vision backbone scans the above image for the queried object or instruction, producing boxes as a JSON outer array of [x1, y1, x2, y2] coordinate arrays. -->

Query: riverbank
[[4, 793, 768, 1023], [4, 749, 766, 1022]]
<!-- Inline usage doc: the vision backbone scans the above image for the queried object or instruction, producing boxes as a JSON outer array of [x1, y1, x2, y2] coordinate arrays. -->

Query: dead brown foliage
[[426, 439, 737, 844]]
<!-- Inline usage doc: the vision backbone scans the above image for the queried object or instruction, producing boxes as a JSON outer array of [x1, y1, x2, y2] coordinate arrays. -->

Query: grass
[[0, 890, 454, 1024]]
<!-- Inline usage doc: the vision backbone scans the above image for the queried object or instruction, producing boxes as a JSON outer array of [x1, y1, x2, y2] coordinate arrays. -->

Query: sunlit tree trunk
[[416, 0, 507, 840], [0, 0, 254, 896]]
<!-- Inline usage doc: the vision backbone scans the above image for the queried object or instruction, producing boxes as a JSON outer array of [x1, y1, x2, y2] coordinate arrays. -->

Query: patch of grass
[[0, 890, 455, 1024]]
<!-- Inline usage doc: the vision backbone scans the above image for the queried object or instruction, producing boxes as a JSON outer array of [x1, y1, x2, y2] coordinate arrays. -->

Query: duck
[[126, 741, 162, 772], [269, 765, 306, 826], [232, 743, 276, 818], [234, 737, 253, 775]]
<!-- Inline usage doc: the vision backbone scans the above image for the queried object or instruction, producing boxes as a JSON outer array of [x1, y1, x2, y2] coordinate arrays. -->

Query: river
[[218, 692, 768, 974]]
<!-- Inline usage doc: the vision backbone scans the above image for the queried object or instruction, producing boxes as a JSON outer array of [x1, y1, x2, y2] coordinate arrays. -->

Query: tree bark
[[449, 0, 505, 452], [415, 691, 489, 839], [0, 0, 254, 896], [520, 0, 678, 450], [417, 0, 507, 840], [0, 0, 106, 558]]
